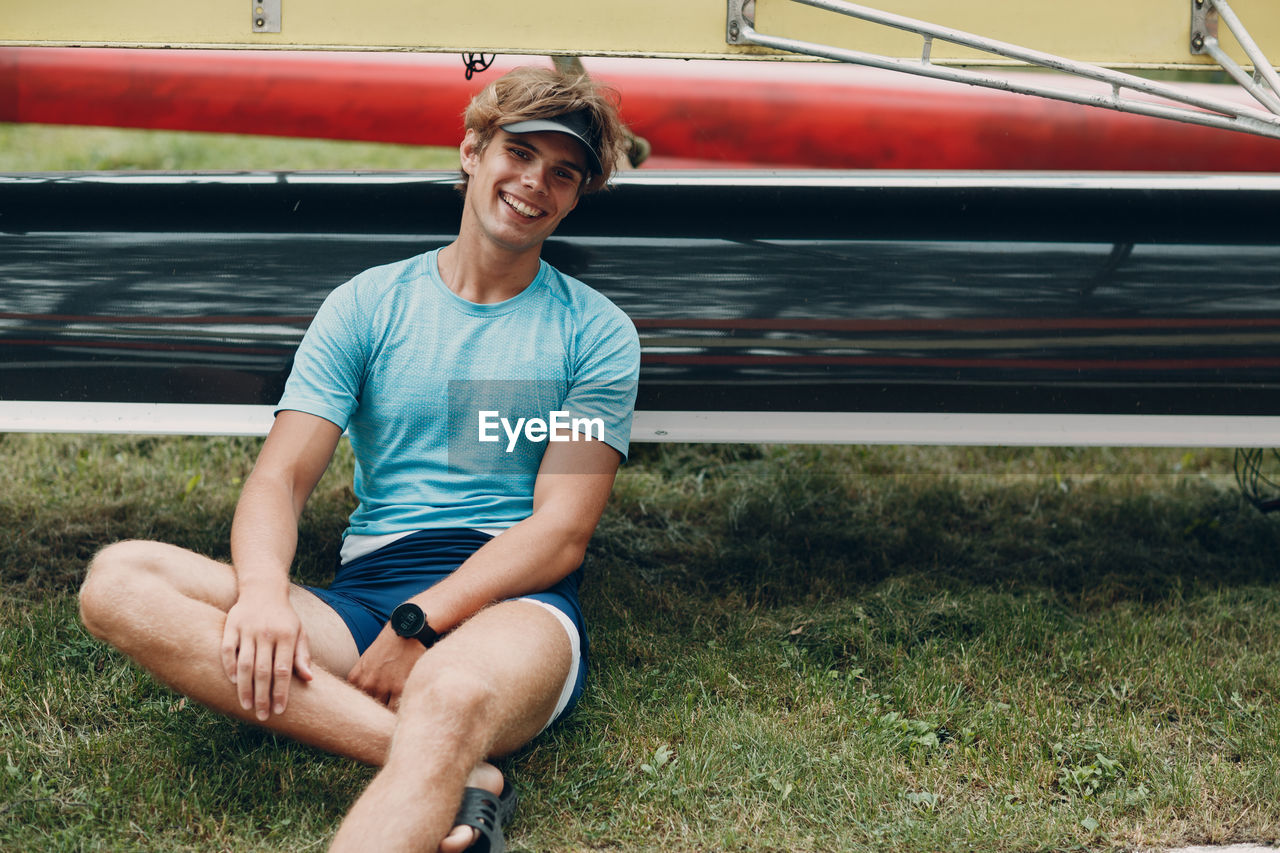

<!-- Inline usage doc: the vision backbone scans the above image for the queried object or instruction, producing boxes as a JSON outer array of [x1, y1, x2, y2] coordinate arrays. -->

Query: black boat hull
[[2, 172, 1278, 445]]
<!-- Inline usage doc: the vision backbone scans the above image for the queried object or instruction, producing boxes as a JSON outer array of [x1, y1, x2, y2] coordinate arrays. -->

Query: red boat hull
[[3, 47, 1280, 171]]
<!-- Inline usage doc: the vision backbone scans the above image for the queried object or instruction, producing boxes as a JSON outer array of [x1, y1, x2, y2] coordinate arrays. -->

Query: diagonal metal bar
[[1210, 0, 1280, 97], [1202, 36, 1280, 114], [727, 0, 1280, 140]]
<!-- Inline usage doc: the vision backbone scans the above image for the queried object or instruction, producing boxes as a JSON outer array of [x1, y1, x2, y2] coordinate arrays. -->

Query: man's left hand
[[347, 626, 427, 709]]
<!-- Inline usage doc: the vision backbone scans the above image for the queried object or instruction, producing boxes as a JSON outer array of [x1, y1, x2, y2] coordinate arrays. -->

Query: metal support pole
[[728, 0, 1280, 140]]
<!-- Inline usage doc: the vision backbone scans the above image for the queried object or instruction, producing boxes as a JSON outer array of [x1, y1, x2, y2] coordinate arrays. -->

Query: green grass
[[5, 126, 1280, 850], [0, 123, 459, 172], [4, 436, 1280, 851]]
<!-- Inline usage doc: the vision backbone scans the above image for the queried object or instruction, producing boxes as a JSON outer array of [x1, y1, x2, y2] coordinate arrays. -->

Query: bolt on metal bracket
[[252, 0, 281, 34], [727, 0, 1280, 140], [1190, 0, 1219, 53], [726, 0, 757, 44]]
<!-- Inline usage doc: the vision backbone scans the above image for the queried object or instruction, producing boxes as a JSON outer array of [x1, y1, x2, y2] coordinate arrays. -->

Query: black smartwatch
[[389, 602, 440, 649]]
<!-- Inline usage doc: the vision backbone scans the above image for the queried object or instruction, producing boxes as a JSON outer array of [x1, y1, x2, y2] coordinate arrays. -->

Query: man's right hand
[[220, 593, 314, 721]]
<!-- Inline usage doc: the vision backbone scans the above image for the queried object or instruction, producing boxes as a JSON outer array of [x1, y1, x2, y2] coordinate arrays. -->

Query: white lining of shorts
[[516, 597, 582, 732], [339, 527, 506, 565]]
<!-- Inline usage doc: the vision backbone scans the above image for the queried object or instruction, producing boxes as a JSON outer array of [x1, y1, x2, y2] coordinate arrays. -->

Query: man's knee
[[79, 540, 173, 641], [400, 657, 500, 731]]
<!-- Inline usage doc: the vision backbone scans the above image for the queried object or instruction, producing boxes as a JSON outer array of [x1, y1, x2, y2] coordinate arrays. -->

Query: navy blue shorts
[[305, 528, 588, 723]]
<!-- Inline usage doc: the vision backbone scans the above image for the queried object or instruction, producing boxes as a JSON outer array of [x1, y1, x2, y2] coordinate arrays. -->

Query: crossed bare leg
[[80, 541, 570, 852], [329, 601, 569, 852]]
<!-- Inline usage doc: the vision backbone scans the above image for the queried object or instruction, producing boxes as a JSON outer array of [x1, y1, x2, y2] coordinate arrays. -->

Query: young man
[[79, 67, 639, 853]]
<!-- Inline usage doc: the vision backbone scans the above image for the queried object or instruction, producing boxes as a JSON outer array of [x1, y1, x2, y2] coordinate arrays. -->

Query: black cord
[[462, 53, 496, 81], [1234, 448, 1280, 513]]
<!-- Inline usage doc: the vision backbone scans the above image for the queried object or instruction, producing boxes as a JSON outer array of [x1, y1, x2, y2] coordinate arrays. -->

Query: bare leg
[[330, 600, 572, 853], [79, 539, 395, 764]]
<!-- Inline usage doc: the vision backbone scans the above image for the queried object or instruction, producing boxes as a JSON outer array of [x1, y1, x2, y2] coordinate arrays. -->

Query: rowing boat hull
[[2, 171, 1278, 445], [4, 49, 1280, 171]]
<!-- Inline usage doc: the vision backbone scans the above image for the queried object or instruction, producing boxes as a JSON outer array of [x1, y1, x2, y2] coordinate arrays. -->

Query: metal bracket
[[726, 0, 755, 44], [252, 0, 281, 34], [1190, 0, 1218, 54], [728, 0, 1280, 140], [1190, 0, 1280, 115]]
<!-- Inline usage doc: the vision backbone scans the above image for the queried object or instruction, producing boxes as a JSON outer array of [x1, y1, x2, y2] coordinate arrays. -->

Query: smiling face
[[459, 127, 588, 257]]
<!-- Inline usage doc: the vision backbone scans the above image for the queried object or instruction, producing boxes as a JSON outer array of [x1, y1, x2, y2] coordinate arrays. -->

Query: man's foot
[[438, 762, 507, 853]]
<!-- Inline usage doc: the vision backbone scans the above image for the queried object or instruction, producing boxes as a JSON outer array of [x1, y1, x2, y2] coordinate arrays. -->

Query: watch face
[[392, 604, 424, 637]]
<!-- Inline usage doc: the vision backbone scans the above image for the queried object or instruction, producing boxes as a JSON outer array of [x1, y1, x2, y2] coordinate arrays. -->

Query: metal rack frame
[[727, 0, 1280, 140]]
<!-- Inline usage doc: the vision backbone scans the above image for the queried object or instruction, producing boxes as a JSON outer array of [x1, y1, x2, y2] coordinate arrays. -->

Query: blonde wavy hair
[[461, 66, 626, 196]]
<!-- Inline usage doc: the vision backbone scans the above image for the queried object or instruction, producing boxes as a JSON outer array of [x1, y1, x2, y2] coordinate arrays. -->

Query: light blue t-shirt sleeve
[[561, 295, 641, 461], [276, 278, 368, 430]]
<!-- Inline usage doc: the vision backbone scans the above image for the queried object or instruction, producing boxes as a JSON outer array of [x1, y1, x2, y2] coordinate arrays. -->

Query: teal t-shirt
[[277, 249, 640, 539]]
